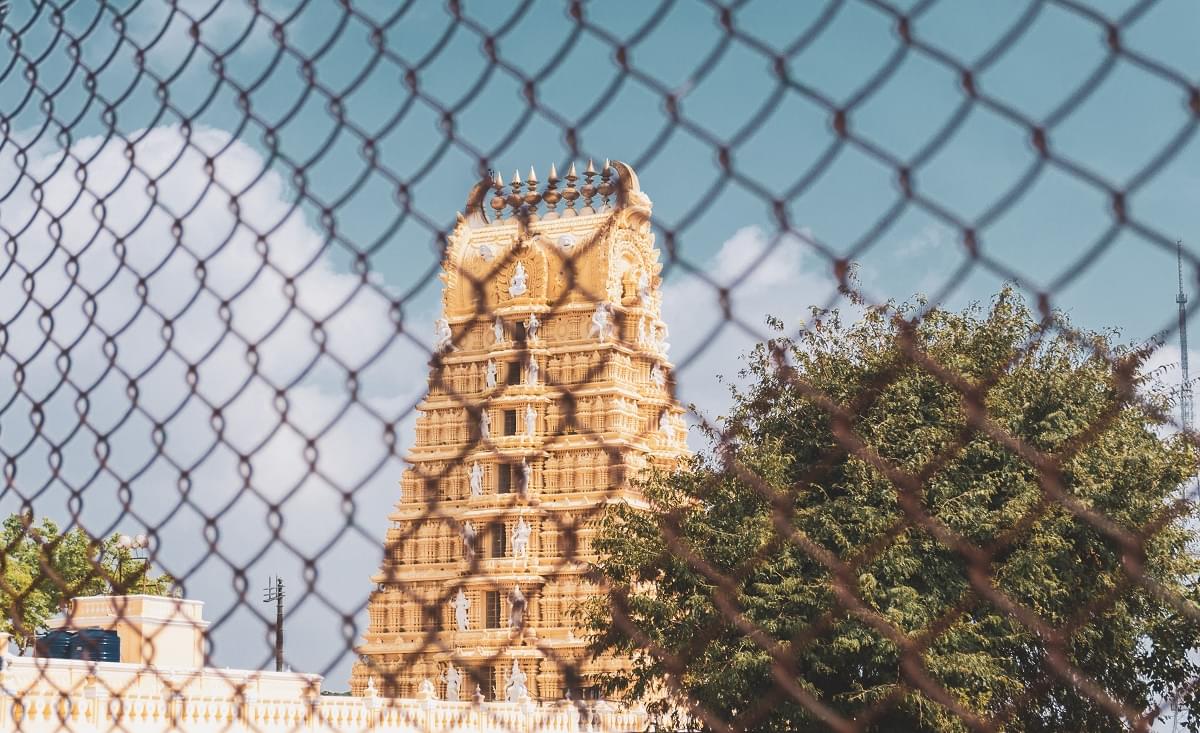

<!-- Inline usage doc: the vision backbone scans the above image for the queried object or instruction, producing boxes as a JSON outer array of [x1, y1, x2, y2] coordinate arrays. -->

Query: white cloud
[[661, 226, 842, 437], [0, 124, 432, 682]]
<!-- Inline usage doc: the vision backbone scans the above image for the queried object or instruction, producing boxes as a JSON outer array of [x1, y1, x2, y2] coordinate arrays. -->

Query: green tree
[[1, 513, 175, 653], [587, 289, 1200, 732]]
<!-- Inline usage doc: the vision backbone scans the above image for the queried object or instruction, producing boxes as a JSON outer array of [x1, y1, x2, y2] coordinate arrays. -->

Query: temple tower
[[351, 161, 687, 702]]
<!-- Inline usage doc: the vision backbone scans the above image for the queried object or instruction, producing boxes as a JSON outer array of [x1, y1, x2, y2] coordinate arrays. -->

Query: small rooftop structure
[[44, 594, 208, 668]]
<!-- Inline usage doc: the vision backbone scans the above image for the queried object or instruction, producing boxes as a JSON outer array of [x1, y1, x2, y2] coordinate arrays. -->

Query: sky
[[0, 0, 1199, 713]]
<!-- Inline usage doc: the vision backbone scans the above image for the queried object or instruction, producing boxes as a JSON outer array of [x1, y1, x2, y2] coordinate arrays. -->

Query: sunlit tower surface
[[1178, 242, 1193, 434]]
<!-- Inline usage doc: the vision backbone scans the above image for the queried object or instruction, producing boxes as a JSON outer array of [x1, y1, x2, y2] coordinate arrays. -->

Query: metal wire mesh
[[1, 0, 1199, 731]]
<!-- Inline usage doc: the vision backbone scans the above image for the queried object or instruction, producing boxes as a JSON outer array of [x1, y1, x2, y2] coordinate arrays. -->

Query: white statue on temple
[[656, 321, 671, 355], [651, 363, 665, 389], [508, 586, 526, 630], [637, 317, 648, 346], [453, 588, 470, 631], [508, 262, 528, 297], [365, 677, 377, 698], [469, 462, 483, 498], [519, 459, 531, 493], [590, 302, 613, 341], [461, 523, 476, 561], [637, 271, 651, 305], [493, 316, 505, 344], [659, 410, 672, 440], [525, 312, 540, 341], [526, 357, 538, 385], [504, 659, 529, 702], [443, 663, 462, 701], [524, 403, 537, 438], [478, 242, 495, 262], [419, 678, 436, 699], [512, 517, 531, 558], [479, 409, 490, 439], [486, 359, 497, 389], [434, 317, 453, 353]]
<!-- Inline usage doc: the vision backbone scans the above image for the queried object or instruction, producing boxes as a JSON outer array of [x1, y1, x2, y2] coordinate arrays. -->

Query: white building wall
[[0, 655, 647, 733]]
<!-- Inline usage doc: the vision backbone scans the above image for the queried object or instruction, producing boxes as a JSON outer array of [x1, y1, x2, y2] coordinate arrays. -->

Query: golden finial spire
[[562, 162, 579, 217], [598, 159, 614, 211], [506, 170, 522, 217], [490, 170, 506, 220], [524, 166, 541, 221], [543, 163, 561, 220], [581, 159, 598, 213]]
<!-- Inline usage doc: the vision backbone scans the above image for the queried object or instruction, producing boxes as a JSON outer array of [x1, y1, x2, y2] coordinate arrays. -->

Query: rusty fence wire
[[1, 0, 1200, 731]]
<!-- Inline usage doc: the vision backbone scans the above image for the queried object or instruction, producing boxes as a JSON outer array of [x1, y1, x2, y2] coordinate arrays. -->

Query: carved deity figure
[[493, 316, 505, 344], [637, 271, 651, 305], [444, 663, 462, 701], [434, 317, 453, 353], [365, 677, 377, 697], [519, 459, 531, 494], [512, 517, 531, 558], [508, 262, 528, 297], [419, 678, 436, 698], [479, 410, 490, 440], [453, 588, 470, 631], [651, 363, 665, 389], [469, 462, 483, 498], [508, 586, 526, 630], [525, 312, 540, 341], [590, 302, 614, 341], [526, 357, 538, 385], [637, 317, 648, 346], [486, 359, 497, 389], [524, 403, 537, 438], [659, 410, 672, 440], [461, 523, 477, 561], [504, 660, 529, 702], [656, 321, 671, 356]]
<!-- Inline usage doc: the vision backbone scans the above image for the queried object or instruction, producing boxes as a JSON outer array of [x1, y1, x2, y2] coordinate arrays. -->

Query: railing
[[1, 656, 646, 733]]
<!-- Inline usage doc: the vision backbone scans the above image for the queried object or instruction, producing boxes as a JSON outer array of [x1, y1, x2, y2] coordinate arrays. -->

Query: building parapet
[[0, 653, 646, 733]]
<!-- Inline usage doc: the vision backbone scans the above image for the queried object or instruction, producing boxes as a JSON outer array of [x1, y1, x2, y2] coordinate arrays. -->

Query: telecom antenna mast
[[263, 576, 285, 672], [1179, 241, 1193, 433]]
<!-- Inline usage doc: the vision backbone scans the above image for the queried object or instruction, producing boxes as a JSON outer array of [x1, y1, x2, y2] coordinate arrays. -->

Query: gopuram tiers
[[350, 161, 689, 702]]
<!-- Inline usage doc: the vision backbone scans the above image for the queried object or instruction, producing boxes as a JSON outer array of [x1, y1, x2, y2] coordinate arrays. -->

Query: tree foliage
[[586, 289, 1200, 732], [1, 513, 175, 652]]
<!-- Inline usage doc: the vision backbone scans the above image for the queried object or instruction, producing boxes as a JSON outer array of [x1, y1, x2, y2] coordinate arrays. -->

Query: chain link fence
[[1, 0, 1199, 731]]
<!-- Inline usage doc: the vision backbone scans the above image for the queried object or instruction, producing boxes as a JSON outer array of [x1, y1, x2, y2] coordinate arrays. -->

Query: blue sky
[[1, 0, 1199, 702]]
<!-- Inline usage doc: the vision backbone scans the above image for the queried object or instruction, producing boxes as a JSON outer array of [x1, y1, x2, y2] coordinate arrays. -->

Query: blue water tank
[[70, 628, 120, 663], [34, 629, 75, 659]]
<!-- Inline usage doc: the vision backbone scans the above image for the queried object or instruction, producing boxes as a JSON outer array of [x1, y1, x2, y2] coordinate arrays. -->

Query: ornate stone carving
[[444, 663, 462, 701], [353, 161, 688, 701], [469, 462, 483, 498], [435, 318, 453, 353], [504, 660, 529, 702], [453, 588, 470, 631], [512, 517, 531, 558], [509, 262, 528, 298], [589, 302, 614, 341], [509, 586, 526, 630]]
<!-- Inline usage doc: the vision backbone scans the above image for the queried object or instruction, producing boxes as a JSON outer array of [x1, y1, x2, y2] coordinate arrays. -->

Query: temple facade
[[350, 162, 687, 702]]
